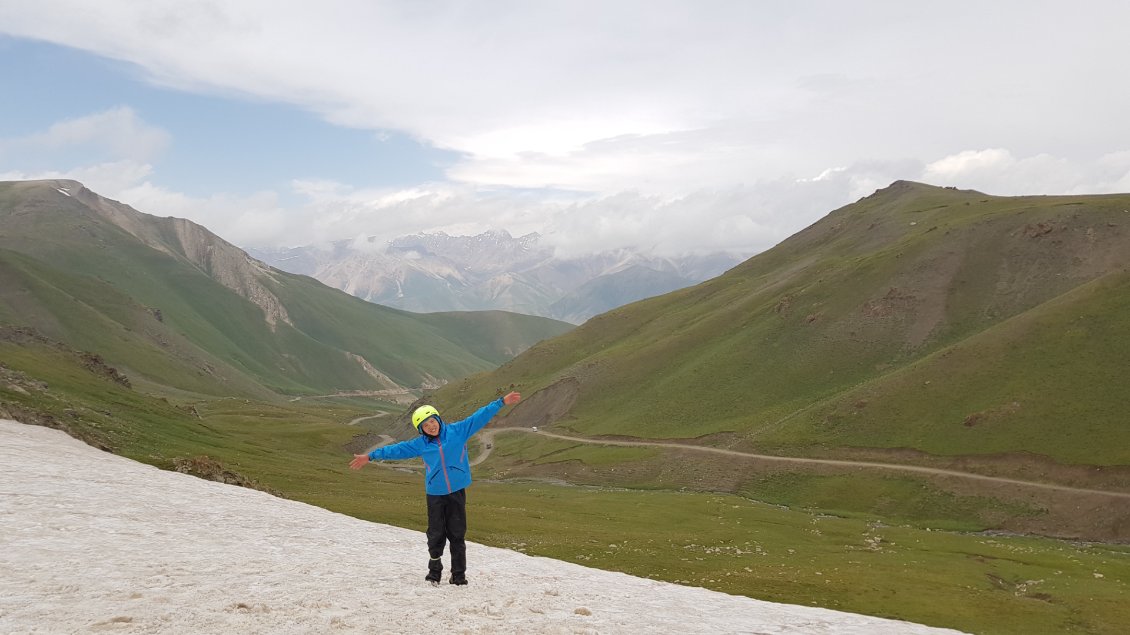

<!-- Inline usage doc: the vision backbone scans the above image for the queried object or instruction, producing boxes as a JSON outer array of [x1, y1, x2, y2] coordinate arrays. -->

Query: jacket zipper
[[437, 443, 452, 493]]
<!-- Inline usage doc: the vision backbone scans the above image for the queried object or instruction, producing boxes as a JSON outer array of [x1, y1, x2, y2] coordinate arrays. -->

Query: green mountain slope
[[0, 180, 572, 397], [774, 269, 1130, 464], [433, 182, 1130, 468]]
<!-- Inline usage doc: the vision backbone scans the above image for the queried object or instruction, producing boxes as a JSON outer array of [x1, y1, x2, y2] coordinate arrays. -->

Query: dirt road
[[361, 435, 396, 455], [347, 413, 388, 426], [472, 428, 1130, 500]]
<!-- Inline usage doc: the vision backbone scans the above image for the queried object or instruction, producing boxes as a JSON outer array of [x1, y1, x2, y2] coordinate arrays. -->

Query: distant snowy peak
[[250, 231, 745, 323], [388, 230, 548, 273], [389, 229, 538, 251]]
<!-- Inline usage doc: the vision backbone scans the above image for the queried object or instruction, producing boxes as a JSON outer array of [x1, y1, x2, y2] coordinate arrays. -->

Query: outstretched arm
[[453, 392, 521, 441], [348, 437, 424, 470]]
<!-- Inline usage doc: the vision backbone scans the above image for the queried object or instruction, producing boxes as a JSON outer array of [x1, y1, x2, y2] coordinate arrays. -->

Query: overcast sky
[[2, 1, 1129, 257]]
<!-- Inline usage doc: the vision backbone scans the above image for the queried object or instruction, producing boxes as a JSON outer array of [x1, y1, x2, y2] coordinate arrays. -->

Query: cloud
[[922, 149, 1111, 196], [7, 145, 1130, 260], [924, 149, 1015, 179], [3, 4, 1130, 261], [0, 160, 156, 195], [115, 182, 287, 245], [3, 2, 1129, 196], [0, 107, 170, 165]]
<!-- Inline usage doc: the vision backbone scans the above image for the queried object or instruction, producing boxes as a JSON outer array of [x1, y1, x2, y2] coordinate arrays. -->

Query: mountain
[[0, 180, 573, 398], [430, 181, 1130, 477], [548, 263, 695, 324], [249, 232, 742, 323]]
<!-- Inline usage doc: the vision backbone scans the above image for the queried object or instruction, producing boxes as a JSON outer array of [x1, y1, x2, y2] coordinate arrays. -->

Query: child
[[349, 392, 521, 585]]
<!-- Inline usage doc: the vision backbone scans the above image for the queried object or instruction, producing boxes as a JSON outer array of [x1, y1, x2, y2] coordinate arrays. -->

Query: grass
[[462, 484, 1130, 635], [470, 428, 1048, 533], [2, 343, 1128, 634], [737, 472, 1043, 531], [778, 271, 1130, 463]]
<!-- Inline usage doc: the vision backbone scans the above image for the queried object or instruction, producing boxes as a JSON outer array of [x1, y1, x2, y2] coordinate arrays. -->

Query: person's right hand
[[503, 391, 521, 405], [349, 454, 370, 470]]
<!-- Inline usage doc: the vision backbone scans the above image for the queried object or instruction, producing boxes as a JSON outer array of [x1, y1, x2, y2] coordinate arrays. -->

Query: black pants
[[426, 489, 467, 574]]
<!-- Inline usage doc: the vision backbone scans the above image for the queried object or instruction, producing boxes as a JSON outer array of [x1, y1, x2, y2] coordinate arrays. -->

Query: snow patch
[[0, 420, 966, 634], [55, 187, 72, 197]]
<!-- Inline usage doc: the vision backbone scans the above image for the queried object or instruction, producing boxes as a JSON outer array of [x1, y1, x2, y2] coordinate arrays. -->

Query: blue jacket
[[367, 398, 504, 495]]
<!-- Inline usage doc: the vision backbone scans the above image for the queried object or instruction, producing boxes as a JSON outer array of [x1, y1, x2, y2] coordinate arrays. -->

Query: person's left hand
[[349, 454, 370, 470], [503, 391, 521, 405]]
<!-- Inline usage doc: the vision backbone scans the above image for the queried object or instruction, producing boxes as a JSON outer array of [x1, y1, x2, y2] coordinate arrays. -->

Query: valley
[[3, 179, 1129, 633]]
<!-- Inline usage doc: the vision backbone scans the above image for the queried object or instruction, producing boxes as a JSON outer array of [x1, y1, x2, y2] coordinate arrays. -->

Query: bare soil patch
[[494, 376, 580, 430]]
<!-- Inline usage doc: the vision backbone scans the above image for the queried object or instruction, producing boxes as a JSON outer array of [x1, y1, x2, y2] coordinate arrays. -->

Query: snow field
[[0, 420, 966, 634]]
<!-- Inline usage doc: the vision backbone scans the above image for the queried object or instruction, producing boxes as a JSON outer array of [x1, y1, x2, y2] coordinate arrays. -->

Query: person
[[349, 392, 521, 585]]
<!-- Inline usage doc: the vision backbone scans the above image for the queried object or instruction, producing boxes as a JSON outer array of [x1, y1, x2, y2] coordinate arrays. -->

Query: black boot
[[425, 554, 443, 584], [449, 572, 467, 586]]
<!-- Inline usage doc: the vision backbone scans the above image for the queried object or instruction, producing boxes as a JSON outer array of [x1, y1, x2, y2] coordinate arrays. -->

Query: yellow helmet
[[412, 405, 439, 430]]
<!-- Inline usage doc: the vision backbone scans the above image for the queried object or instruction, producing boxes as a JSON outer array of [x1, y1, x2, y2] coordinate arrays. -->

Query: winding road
[[361, 434, 396, 455], [347, 413, 389, 426], [470, 428, 1130, 500]]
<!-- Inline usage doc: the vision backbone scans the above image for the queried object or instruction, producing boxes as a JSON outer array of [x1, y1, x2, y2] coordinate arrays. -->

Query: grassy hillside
[[0, 248, 278, 398], [432, 183, 1130, 465], [419, 182, 1130, 547], [775, 270, 1130, 463], [0, 180, 571, 398], [1, 331, 1126, 635]]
